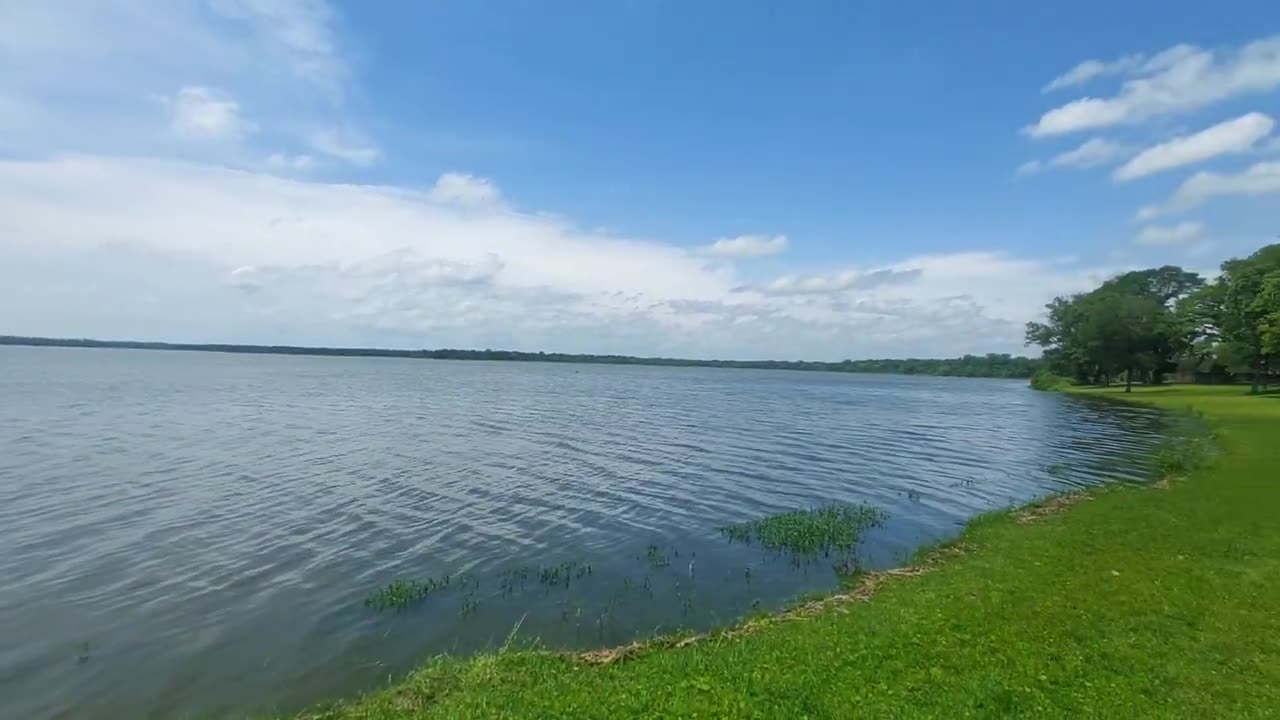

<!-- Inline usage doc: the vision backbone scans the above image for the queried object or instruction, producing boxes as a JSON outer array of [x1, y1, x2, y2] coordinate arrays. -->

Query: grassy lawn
[[295, 386, 1280, 719]]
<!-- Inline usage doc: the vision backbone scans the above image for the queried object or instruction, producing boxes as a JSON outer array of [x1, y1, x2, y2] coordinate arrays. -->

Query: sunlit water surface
[[0, 347, 1167, 718]]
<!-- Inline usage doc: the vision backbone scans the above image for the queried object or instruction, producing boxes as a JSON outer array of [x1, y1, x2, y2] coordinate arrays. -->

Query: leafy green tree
[[1026, 266, 1203, 389], [1260, 272, 1280, 357], [1103, 265, 1204, 305], [1026, 295, 1098, 382], [1189, 245, 1280, 392]]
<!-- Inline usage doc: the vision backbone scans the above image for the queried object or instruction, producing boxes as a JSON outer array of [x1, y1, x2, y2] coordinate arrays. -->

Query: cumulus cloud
[[1026, 35, 1280, 138], [427, 173, 503, 206], [1015, 139, 1128, 177], [1135, 222, 1206, 247], [0, 2, 1180, 359], [0, 155, 733, 317], [751, 268, 922, 296], [0, 155, 1131, 358], [1042, 54, 1143, 93], [168, 86, 250, 140], [0, 1, 366, 162], [308, 128, 380, 166], [701, 234, 789, 258], [207, 0, 348, 98], [266, 152, 316, 170], [1137, 161, 1280, 219], [1015, 160, 1043, 177], [1051, 138, 1129, 169], [1114, 113, 1274, 182]]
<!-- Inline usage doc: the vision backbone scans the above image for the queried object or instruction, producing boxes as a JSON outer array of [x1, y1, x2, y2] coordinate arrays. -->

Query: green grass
[[296, 385, 1280, 719], [719, 502, 886, 558]]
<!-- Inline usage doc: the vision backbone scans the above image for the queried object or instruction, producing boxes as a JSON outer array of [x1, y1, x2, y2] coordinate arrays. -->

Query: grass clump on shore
[[296, 386, 1280, 719], [1147, 406, 1217, 482], [1151, 436, 1214, 480], [1029, 369, 1074, 391], [719, 502, 886, 557]]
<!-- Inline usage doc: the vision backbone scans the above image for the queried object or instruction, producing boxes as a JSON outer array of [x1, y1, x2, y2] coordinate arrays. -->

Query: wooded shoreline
[[0, 335, 1041, 379]]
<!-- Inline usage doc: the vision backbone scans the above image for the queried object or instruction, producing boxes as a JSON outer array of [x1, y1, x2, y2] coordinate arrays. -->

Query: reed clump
[[720, 502, 886, 557]]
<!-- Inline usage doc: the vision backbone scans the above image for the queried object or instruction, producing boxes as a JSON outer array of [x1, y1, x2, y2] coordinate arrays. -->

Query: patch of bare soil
[[1013, 492, 1091, 524]]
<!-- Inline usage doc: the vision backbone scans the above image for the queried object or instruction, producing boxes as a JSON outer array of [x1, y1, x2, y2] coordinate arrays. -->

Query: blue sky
[[2, 1, 1279, 359]]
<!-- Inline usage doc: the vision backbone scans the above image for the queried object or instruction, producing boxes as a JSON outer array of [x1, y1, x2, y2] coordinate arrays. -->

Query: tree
[[1190, 245, 1280, 392], [1026, 266, 1203, 389], [1103, 267, 1204, 385], [1260, 271, 1280, 358], [1027, 295, 1099, 383], [1103, 265, 1204, 305]]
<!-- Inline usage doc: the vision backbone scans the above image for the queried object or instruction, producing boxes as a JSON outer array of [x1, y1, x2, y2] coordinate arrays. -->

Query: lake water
[[0, 346, 1167, 719]]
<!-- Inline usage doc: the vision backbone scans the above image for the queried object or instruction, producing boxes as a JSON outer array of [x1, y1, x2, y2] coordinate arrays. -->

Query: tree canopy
[[1027, 245, 1280, 392]]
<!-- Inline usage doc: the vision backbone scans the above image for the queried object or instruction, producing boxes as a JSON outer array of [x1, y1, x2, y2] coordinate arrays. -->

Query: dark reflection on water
[[0, 347, 1167, 718]]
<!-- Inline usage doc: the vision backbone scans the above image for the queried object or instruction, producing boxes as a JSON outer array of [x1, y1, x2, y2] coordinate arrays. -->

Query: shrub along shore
[[289, 385, 1280, 719]]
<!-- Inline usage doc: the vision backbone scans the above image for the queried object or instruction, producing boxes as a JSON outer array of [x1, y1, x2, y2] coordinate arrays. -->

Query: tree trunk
[[1125, 368, 1133, 393]]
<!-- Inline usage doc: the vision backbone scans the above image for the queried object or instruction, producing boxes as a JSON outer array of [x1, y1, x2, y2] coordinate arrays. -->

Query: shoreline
[[0, 335, 1039, 380], [286, 384, 1280, 719]]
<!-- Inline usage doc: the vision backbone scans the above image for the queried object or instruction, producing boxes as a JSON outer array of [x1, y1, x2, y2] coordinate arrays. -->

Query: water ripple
[[0, 347, 1168, 719]]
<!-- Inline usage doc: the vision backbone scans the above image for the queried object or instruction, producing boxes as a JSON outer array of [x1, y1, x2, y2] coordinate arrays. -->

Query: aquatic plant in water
[[537, 560, 592, 588], [719, 502, 886, 557], [364, 575, 452, 610], [459, 593, 480, 618], [644, 544, 670, 568], [1044, 463, 1069, 479]]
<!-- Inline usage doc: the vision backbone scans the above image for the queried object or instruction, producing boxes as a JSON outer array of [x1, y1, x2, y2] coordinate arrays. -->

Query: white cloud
[[1016, 139, 1128, 177], [0, 155, 1130, 359], [0, 1, 365, 163], [427, 173, 503, 206], [752, 268, 922, 295], [1027, 35, 1280, 137], [1051, 138, 1129, 169], [1042, 54, 1143, 93], [207, 0, 347, 98], [1137, 161, 1280, 218], [701, 234, 790, 258], [1135, 222, 1206, 246], [266, 152, 316, 170], [1114, 113, 1274, 182], [0, 154, 731, 307], [0, 3, 1195, 359], [1140, 44, 1203, 73], [308, 128, 380, 166], [1015, 160, 1043, 177], [168, 86, 250, 140]]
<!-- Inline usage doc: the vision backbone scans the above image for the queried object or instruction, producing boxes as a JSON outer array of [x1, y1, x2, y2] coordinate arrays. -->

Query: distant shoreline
[[0, 335, 1040, 379]]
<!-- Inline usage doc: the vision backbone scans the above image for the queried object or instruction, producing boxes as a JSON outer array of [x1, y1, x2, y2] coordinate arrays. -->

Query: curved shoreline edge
[[287, 385, 1280, 719]]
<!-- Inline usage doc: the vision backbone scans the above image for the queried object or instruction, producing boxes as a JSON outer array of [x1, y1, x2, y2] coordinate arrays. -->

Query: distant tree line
[[829, 354, 1040, 378], [0, 336, 1042, 379], [1026, 243, 1280, 392]]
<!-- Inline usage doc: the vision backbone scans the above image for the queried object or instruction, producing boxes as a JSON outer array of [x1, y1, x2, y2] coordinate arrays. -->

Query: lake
[[0, 346, 1167, 719]]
